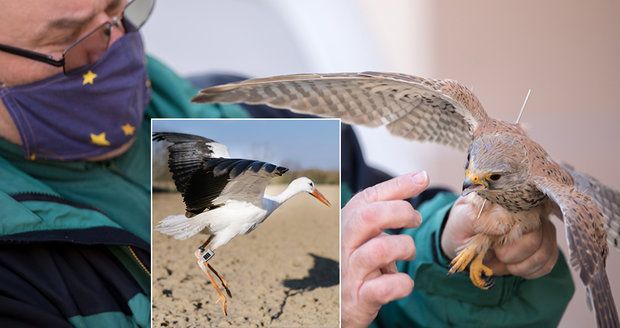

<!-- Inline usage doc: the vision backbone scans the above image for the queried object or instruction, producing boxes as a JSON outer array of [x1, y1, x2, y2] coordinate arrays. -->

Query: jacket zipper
[[128, 245, 151, 276], [102, 162, 152, 276]]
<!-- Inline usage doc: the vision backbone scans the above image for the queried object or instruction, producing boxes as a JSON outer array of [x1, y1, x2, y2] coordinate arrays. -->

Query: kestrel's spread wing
[[533, 176, 619, 327], [563, 163, 620, 249], [193, 72, 489, 151]]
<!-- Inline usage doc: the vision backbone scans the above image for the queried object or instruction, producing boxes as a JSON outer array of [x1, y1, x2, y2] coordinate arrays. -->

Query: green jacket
[[0, 56, 247, 327], [342, 189, 574, 328]]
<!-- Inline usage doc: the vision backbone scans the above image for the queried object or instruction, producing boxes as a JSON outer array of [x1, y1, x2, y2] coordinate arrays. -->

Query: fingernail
[[414, 210, 423, 225], [412, 171, 428, 185]]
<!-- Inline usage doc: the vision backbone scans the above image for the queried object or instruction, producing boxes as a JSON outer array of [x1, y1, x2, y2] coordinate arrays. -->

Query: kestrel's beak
[[462, 170, 488, 196], [310, 188, 331, 207]]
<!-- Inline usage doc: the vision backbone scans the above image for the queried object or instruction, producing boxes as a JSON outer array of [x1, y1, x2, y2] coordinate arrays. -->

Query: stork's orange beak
[[311, 188, 331, 207], [462, 170, 487, 196]]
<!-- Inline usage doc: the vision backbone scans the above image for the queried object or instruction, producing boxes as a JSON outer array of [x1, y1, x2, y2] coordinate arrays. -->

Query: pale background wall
[[142, 1, 620, 326]]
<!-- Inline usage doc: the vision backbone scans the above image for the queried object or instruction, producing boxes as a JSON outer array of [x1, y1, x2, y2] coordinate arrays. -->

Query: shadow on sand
[[271, 253, 339, 321]]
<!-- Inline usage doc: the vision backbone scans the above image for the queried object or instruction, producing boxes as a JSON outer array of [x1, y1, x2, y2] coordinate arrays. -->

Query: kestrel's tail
[[156, 214, 209, 240], [588, 269, 619, 328]]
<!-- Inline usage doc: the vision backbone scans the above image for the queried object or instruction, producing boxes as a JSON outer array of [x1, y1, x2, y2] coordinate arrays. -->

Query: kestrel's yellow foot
[[448, 245, 494, 289], [449, 246, 476, 274], [469, 252, 494, 290]]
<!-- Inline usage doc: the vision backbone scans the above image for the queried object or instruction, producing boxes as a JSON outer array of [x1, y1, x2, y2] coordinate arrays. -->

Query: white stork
[[152, 132, 331, 315]]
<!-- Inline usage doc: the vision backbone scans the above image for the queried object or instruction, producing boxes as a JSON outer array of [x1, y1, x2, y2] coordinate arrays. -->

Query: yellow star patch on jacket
[[82, 70, 97, 85], [90, 132, 110, 146], [121, 123, 136, 136]]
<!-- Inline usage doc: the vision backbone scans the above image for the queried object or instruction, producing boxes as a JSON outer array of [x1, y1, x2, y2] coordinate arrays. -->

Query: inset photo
[[151, 119, 340, 327]]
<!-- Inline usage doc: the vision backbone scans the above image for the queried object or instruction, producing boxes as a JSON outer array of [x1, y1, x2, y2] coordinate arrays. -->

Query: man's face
[[0, 0, 133, 156], [0, 0, 127, 86]]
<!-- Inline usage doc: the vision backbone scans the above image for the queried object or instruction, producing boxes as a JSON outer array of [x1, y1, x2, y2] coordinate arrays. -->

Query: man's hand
[[441, 196, 559, 279], [341, 171, 430, 328]]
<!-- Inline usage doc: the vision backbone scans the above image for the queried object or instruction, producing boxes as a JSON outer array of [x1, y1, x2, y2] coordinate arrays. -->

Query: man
[[0, 1, 247, 327], [340, 126, 575, 327]]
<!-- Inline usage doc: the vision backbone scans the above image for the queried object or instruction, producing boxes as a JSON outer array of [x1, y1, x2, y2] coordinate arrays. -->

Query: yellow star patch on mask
[[121, 123, 136, 136], [82, 70, 98, 85], [90, 132, 110, 146]]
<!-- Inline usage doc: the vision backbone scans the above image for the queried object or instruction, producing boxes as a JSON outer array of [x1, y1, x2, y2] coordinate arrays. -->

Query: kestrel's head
[[462, 133, 529, 196]]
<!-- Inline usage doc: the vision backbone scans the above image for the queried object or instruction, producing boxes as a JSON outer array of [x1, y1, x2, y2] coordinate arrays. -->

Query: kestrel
[[192, 72, 620, 327]]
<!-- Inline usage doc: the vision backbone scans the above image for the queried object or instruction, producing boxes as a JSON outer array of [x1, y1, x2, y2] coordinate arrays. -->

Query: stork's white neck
[[262, 182, 305, 214]]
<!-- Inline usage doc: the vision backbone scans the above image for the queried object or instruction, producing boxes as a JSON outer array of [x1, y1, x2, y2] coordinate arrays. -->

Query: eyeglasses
[[0, 0, 155, 75]]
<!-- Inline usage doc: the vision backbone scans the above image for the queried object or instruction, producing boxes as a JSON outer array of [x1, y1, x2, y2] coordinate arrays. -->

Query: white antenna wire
[[475, 199, 487, 220], [516, 89, 532, 124]]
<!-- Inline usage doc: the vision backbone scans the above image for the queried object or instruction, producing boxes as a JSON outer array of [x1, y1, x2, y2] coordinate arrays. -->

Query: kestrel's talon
[[469, 252, 494, 290], [448, 245, 495, 289], [449, 246, 476, 274]]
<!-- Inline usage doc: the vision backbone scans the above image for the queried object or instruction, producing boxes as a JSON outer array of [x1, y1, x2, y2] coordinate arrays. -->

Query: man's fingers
[[494, 227, 543, 264], [348, 171, 430, 207], [358, 273, 414, 309], [507, 241, 558, 278], [507, 222, 559, 277], [350, 234, 415, 279], [522, 245, 559, 279], [486, 252, 510, 276], [343, 200, 421, 251], [380, 262, 398, 275]]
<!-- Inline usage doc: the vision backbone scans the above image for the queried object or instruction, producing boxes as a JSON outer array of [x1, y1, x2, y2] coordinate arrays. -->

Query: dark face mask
[[0, 29, 150, 161]]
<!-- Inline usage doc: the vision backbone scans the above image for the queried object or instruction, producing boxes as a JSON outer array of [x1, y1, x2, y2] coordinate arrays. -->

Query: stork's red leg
[[196, 255, 228, 315], [199, 235, 214, 251], [208, 263, 232, 298], [194, 241, 228, 316]]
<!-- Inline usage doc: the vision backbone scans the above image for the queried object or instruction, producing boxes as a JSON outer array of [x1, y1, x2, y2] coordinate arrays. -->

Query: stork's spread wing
[[193, 72, 489, 150], [562, 163, 620, 249], [533, 176, 619, 327], [153, 132, 287, 215], [153, 132, 229, 194], [182, 158, 288, 215]]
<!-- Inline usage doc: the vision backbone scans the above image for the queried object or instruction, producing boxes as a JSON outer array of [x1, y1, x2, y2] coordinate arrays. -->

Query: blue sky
[[153, 119, 340, 170]]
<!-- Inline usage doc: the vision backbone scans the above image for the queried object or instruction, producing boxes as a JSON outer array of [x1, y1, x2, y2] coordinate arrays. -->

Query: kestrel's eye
[[489, 174, 501, 181]]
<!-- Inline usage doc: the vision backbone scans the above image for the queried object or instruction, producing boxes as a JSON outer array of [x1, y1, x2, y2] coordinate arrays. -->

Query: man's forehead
[[46, 0, 123, 27], [0, 0, 122, 45], [4, 0, 106, 20]]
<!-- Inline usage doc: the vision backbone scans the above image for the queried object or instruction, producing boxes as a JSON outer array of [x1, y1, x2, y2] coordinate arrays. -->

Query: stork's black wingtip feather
[[276, 166, 289, 176], [152, 132, 216, 144], [152, 132, 166, 142]]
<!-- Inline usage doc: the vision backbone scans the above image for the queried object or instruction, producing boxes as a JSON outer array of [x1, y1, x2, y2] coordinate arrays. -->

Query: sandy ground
[[152, 185, 340, 328]]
